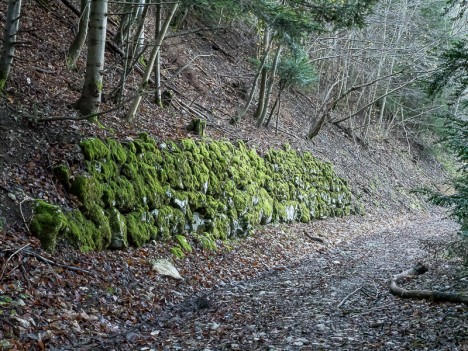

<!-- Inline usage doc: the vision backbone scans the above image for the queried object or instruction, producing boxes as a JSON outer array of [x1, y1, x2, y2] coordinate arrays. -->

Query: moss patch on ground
[[31, 134, 353, 253]]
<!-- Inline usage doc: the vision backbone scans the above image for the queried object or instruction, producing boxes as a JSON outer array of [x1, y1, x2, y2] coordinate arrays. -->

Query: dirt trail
[[105, 213, 462, 351]]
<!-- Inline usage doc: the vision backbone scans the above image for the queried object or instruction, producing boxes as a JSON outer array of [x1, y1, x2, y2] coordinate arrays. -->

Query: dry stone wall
[[30, 134, 353, 254]]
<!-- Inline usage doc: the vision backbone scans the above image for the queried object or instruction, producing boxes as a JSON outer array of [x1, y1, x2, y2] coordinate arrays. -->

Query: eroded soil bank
[[59, 210, 466, 351]]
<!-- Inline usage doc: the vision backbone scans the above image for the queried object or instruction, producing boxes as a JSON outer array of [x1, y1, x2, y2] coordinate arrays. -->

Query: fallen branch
[[26, 250, 95, 277], [1, 245, 95, 277], [338, 285, 363, 308], [390, 262, 468, 304], [36, 95, 137, 122], [0, 244, 31, 281], [303, 232, 325, 244]]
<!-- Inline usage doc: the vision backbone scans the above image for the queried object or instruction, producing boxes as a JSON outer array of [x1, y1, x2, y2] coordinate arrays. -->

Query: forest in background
[[1, 0, 466, 243], [0, 1, 467, 349]]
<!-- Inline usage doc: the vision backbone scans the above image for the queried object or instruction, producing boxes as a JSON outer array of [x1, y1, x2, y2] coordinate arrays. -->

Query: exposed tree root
[[390, 262, 468, 305]]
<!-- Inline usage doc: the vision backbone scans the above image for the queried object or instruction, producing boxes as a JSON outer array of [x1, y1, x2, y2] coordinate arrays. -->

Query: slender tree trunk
[[126, 2, 179, 122], [230, 42, 271, 124], [256, 44, 282, 127], [110, 0, 148, 103], [75, 0, 108, 116], [67, 0, 90, 70], [0, 0, 22, 92], [135, 0, 146, 53], [265, 80, 286, 127], [253, 28, 271, 121], [154, 1, 162, 107], [114, 0, 134, 45]]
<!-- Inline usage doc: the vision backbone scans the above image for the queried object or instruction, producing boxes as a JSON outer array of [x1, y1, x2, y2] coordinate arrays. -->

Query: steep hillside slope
[[1, 4, 465, 350], [0, 1, 446, 237]]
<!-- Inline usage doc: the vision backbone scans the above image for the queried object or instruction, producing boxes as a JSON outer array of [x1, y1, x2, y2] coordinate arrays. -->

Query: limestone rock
[[150, 259, 183, 280]]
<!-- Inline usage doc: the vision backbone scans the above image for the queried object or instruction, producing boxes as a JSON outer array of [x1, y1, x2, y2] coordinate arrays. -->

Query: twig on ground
[[303, 232, 325, 244], [27, 250, 96, 277], [1, 245, 95, 277], [338, 285, 363, 308], [0, 243, 31, 281], [19, 197, 33, 235]]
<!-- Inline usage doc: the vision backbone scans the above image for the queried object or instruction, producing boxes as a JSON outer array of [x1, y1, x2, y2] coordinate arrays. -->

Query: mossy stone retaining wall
[[31, 134, 353, 253]]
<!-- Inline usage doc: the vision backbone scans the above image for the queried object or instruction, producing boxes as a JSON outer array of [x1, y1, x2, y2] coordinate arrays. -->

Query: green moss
[[108, 207, 128, 249], [170, 245, 185, 258], [175, 234, 192, 252], [30, 200, 68, 252], [181, 139, 198, 152], [53, 164, 71, 189], [232, 190, 251, 215], [134, 137, 157, 154], [154, 206, 174, 240], [203, 196, 227, 219], [81, 204, 112, 250], [87, 159, 118, 182], [273, 201, 287, 222], [141, 150, 163, 165], [126, 210, 152, 247], [66, 210, 97, 252], [257, 188, 274, 224], [298, 203, 311, 223], [195, 232, 217, 250], [102, 183, 116, 208], [113, 177, 137, 212], [70, 175, 103, 207], [209, 214, 230, 240], [40, 136, 354, 252], [80, 138, 110, 161], [107, 138, 128, 164]]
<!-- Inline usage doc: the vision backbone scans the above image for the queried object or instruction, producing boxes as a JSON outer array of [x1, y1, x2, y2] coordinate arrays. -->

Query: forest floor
[[0, 2, 467, 350], [1, 208, 466, 350]]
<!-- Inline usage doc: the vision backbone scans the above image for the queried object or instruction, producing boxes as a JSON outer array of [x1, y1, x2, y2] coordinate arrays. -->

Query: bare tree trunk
[[67, 0, 90, 70], [75, 0, 108, 116], [154, 1, 162, 107], [230, 43, 271, 124], [110, 0, 148, 103], [114, 0, 135, 45], [0, 0, 22, 91], [126, 2, 179, 122], [253, 28, 271, 121], [257, 44, 282, 127]]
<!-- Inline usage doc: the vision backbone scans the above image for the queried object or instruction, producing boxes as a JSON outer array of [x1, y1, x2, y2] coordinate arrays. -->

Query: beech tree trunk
[[0, 0, 22, 91], [67, 0, 90, 70], [75, 0, 108, 116]]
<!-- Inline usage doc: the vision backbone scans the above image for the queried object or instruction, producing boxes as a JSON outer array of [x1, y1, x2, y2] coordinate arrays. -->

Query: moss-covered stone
[[126, 210, 152, 247], [175, 234, 192, 252], [66, 210, 97, 252], [30, 200, 67, 252], [33, 135, 354, 252], [170, 245, 185, 258], [108, 207, 128, 249], [195, 232, 217, 250], [107, 138, 128, 164], [53, 164, 71, 189], [70, 175, 103, 207], [80, 204, 112, 250], [209, 214, 231, 239], [80, 138, 110, 161]]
